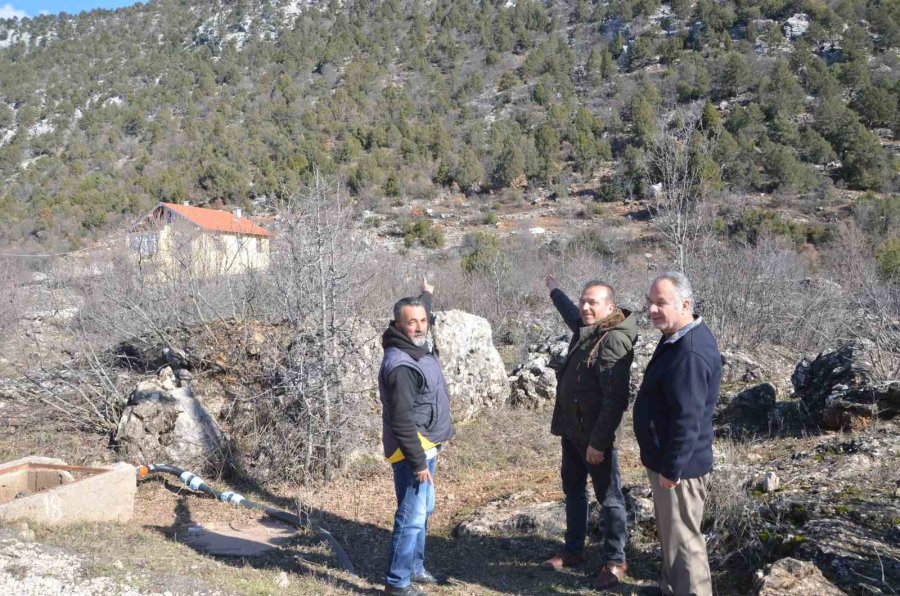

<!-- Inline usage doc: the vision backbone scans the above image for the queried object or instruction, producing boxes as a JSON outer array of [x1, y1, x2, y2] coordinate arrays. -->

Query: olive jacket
[[550, 289, 637, 451]]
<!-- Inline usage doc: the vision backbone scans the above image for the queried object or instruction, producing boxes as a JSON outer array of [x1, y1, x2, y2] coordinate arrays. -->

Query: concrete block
[[0, 456, 136, 525]]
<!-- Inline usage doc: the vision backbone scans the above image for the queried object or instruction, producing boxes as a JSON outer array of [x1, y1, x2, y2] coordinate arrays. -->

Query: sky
[[1, 1, 138, 19]]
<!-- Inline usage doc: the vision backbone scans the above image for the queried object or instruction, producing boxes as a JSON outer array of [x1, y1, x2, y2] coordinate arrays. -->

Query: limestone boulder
[[756, 557, 844, 595], [432, 310, 509, 420], [453, 493, 600, 539], [821, 381, 899, 431], [454, 501, 567, 538], [796, 518, 900, 592], [791, 341, 876, 405], [508, 341, 566, 409], [792, 342, 898, 430], [114, 367, 225, 471], [623, 483, 655, 528], [509, 366, 556, 409]]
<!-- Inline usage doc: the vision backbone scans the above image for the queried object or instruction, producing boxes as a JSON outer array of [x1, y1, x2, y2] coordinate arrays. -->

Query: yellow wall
[[130, 223, 270, 278]]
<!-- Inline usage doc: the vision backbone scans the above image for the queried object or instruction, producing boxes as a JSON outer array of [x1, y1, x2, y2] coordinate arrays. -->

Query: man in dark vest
[[634, 272, 721, 596], [378, 278, 453, 596], [542, 274, 637, 590]]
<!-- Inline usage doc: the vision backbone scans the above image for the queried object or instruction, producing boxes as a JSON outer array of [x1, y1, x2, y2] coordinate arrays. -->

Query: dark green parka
[[550, 289, 637, 451]]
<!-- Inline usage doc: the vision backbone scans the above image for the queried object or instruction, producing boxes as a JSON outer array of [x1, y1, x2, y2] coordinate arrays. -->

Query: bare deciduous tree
[[646, 108, 721, 273], [0, 258, 24, 350], [238, 174, 376, 484], [826, 224, 900, 380], [694, 235, 847, 352]]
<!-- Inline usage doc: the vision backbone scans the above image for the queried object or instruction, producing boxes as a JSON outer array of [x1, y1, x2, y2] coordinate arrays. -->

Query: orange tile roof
[[159, 202, 271, 237]]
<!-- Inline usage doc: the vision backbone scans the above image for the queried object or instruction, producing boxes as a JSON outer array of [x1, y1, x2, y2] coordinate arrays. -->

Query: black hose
[[137, 463, 356, 575]]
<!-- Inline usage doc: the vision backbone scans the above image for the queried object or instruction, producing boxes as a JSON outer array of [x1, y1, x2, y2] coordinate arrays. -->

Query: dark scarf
[[382, 324, 428, 361]]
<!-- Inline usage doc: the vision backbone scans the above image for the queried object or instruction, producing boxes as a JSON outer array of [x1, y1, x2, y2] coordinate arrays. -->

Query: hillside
[[0, 0, 897, 256], [0, 3, 898, 594]]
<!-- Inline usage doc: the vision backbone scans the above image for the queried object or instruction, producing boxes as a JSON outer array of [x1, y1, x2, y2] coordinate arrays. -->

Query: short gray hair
[[582, 280, 616, 303], [393, 297, 425, 322], [653, 271, 693, 311]]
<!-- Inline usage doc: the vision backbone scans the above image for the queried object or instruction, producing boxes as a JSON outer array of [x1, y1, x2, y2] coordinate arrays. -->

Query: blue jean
[[385, 457, 436, 588], [561, 437, 627, 563]]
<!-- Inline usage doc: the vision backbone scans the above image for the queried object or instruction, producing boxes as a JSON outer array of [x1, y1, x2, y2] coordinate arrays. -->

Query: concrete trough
[[0, 456, 135, 525]]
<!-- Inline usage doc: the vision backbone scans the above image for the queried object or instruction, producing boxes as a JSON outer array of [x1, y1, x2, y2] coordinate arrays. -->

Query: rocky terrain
[[2, 299, 898, 594]]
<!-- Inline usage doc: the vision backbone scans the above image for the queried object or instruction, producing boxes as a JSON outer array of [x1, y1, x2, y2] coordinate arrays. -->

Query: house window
[[129, 233, 158, 256]]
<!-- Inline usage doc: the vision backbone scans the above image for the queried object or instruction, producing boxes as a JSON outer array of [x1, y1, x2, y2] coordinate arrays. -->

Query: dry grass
[[7, 397, 887, 595], [0, 402, 663, 595]]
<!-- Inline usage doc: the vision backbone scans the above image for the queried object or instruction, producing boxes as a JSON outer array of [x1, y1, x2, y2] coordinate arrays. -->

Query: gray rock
[[158, 366, 177, 391], [797, 518, 900, 593], [822, 381, 900, 431], [509, 366, 556, 409], [721, 350, 764, 384], [513, 352, 551, 373], [791, 342, 875, 401], [789, 342, 900, 429], [114, 378, 224, 471], [756, 557, 844, 595], [716, 383, 777, 435], [453, 495, 607, 540], [432, 310, 509, 420], [761, 471, 780, 493], [547, 341, 569, 368], [783, 13, 810, 39], [623, 484, 655, 527], [454, 500, 568, 538], [273, 571, 289, 589]]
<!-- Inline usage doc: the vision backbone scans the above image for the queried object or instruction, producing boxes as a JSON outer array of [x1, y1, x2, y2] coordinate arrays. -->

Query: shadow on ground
[[144, 475, 663, 595]]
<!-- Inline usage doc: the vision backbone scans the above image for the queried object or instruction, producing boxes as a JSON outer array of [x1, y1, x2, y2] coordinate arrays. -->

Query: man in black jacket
[[634, 272, 721, 596], [542, 274, 637, 590], [378, 278, 453, 596]]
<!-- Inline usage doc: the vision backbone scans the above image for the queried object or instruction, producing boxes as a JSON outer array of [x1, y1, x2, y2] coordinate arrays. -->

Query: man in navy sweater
[[633, 272, 721, 596]]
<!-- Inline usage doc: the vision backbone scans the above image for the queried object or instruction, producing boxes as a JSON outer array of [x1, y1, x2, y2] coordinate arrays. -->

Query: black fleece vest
[[378, 347, 453, 461]]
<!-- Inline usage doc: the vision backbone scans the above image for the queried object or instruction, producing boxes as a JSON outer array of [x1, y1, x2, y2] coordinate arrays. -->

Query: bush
[[725, 208, 833, 247], [854, 193, 900, 237], [461, 230, 502, 273], [403, 218, 445, 248], [598, 181, 624, 202], [852, 85, 897, 128], [693, 238, 846, 351], [384, 173, 401, 198], [567, 227, 614, 256], [875, 237, 900, 281]]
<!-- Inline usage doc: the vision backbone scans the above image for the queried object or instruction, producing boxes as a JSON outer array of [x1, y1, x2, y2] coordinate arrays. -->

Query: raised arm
[[419, 276, 434, 319], [546, 273, 582, 333]]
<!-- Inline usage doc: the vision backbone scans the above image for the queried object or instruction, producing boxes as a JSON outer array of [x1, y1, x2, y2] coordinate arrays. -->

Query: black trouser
[[561, 437, 627, 563]]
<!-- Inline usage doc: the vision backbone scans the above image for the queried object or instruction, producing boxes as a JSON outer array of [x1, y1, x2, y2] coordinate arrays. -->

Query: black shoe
[[383, 585, 427, 596], [411, 570, 446, 585]]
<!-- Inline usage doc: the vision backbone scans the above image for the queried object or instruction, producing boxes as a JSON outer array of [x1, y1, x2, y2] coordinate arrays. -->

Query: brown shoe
[[541, 550, 586, 570], [594, 561, 628, 589]]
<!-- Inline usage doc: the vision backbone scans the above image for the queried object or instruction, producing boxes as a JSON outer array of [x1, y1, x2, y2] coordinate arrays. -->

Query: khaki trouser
[[647, 470, 712, 596]]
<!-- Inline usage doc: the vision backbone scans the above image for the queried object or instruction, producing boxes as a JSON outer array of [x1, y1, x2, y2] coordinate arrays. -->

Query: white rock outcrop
[[432, 310, 509, 420], [114, 367, 224, 471]]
